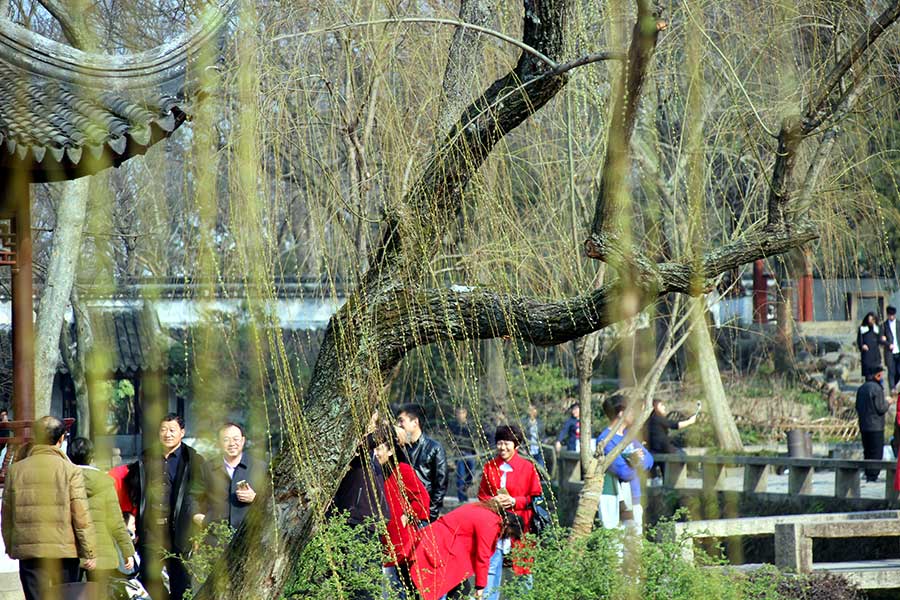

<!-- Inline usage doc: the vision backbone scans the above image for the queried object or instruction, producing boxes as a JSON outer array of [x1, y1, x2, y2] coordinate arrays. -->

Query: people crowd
[[0, 394, 706, 599], [1, 413, 267, 600]]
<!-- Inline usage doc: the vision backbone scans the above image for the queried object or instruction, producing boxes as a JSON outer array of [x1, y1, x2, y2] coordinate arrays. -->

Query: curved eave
[[0, 106, 187, 183], [0, 0, 231, 182]]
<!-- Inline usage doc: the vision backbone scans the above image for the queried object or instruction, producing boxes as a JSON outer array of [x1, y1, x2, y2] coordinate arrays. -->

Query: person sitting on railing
[[597, 394, 654, 536]]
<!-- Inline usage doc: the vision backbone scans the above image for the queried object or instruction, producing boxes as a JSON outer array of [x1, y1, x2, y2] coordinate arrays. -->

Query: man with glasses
[[193, 422, 268, 533]]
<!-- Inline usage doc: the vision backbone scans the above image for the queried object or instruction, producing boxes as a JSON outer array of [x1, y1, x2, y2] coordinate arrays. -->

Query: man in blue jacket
[[597, 394, 653, 535], [555, 403, 581, 453]]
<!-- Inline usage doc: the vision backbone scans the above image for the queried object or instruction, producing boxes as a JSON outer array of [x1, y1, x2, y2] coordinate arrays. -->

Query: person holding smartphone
[[193, 422, 268, 537], [646, 399, 700, 457]]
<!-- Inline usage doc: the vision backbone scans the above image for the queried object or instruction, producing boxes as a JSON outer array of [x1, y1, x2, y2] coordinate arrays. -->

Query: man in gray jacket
[[856, 369, 890, 482]]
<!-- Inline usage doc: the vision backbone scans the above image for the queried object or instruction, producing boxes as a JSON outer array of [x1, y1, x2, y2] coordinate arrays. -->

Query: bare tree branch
[[767, 1, 900, 230], [803, 0, 900, 134], [436, 0, 502, 140]]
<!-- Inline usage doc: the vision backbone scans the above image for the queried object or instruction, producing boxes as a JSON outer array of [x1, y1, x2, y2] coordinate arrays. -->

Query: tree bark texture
[[34, 177, 89, 418], [691, 296, 743, 452], [59, 291, 92, 438], [436, 0, 501, 140]]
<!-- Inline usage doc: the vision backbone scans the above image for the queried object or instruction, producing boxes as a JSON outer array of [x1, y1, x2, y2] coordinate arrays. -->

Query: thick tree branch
[[36, 0, 93, 49], [589, 0, 664, 237], [368, 0, 569, 286], [413, 221, 817, 350]]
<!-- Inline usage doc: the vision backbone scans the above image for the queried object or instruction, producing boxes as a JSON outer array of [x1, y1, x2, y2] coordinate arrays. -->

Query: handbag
[[530, 495, 552, 535]]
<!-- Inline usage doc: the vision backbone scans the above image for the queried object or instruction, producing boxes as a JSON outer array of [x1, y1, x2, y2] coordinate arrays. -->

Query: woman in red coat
[[477, 425, 542, 598], [407, 502, 524, 600], [373, 426, 431, 598]]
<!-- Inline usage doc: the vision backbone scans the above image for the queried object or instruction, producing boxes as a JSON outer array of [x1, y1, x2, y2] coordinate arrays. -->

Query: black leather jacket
[[406, 434, 448, 521]]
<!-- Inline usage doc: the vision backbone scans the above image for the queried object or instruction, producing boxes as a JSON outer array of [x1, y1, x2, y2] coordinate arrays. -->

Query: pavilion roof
[[0, 1, 232, 183]]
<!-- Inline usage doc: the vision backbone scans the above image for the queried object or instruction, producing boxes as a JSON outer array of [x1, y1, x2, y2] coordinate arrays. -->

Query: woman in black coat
[[858, 312, 887, 377]]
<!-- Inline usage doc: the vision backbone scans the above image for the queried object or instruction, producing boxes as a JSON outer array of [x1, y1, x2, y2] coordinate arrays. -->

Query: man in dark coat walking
[[137, 413, 205, 600], [193, 423, 268, 536], [856, 369, 889, 482]]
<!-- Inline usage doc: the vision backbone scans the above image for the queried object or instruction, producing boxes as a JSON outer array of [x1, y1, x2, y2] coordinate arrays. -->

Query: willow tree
[[194, 0, 900, 595]]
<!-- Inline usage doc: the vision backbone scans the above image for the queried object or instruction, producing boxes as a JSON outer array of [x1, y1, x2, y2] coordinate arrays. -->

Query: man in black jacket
[[137, 413, 205, 600], [856, 369, 889, 482], [398, 404, 448, 521], [885, 307, 900, 392], [193, 423, 268, 536]]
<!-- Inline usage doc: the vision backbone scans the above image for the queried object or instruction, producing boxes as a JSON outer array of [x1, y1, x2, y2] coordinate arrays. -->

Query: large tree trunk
[[59, 291, 93, 438], [691, 296, 743, 452], [34, 178, 89, 418], [195, 1, 900, 596]]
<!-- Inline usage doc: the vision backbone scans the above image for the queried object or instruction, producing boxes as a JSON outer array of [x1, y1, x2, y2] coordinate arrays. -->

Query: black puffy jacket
[[406, 434, 448, 521], [856, 380, 889, 432]]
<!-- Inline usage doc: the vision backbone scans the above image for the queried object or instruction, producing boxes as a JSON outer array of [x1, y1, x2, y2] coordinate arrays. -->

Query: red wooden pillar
[[797, 250, 814, 322], [753, 259, 768, 324], [9, 178, 33, 439]]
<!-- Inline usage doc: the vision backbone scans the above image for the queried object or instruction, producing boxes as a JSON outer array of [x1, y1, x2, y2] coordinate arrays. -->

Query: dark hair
[[0, 407, 7, 415], [399, 404, 426, 429], [861, 312, 878, 328], [35, 415, 66, 445], [602, 394, 627, 421], [500, 511, 526, 540], [494, 424, 524, 447], [568, 402, 579, 412], [69, 437, 94, 466], [219, 422, 245, 437], [123, 462, 141, 510], [371, 424, 409, 476], [889, 306, 897, 316], [161, 413, 185, 429]]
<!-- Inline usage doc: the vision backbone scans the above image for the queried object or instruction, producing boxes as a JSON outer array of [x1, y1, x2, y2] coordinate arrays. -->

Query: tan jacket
[[1, 444, 96, 560], [80, 466, 135, 570]]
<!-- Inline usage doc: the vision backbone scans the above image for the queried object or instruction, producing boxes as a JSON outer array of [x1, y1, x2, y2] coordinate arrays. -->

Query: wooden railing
[[556, 450, 900, 501]]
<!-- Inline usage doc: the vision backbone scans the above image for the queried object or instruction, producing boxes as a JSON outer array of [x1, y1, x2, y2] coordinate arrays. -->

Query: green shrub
[[284, 514, 394, 600], [274, 514, 861, 600]]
